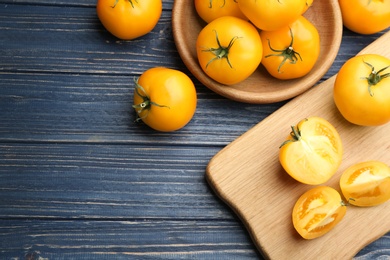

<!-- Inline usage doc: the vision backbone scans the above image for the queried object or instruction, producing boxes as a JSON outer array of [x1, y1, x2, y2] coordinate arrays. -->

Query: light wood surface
[[206, 31, 390, 259], [172, 0, 343, 104]]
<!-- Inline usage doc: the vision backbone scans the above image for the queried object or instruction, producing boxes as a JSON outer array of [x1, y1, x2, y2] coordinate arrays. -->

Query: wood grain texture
[[0, 0, 389, 259], [0, 220, 259, 259], [206, 31, 390, 259]]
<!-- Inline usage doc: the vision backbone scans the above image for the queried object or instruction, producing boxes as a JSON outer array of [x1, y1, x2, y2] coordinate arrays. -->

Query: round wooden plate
[[172, 0, 343, 104]]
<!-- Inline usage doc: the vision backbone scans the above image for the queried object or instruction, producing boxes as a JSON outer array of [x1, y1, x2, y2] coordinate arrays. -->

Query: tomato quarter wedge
[[340, 161, 390, 207], [279, 117, 343, 185], [292, 186, 347, 239]]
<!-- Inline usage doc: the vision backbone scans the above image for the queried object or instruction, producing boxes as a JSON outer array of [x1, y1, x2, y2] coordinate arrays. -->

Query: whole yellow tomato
[[260, 16, 320, 80], [292, 186, 347, 239], [96, 0, 162, 40], [333, 54, 390, 126], [133, 68, 197, 132], [338, 0, 390, 35], [340, 161, 390, 207], [194, 0, 247, 23], [196, 16, 263, 85], [238, 0, 306, 31], [279, 117, 343, 185]]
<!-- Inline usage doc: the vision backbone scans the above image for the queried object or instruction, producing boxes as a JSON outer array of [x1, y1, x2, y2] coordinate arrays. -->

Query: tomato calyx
[[279, 124, 302, 148], [363, 61, 390, 96], [202, 30, 241, 69], [132, 78, 169, 122], [112, 0, 137, 8], [265, 28, 302, 73]]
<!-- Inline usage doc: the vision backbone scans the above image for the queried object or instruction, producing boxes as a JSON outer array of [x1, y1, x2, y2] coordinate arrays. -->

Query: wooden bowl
[[172, 0, 343, 104]]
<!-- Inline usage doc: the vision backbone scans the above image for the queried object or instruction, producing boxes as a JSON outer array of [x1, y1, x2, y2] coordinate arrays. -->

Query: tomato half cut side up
[[292, 186, 347, 239], [340, 161, 390, 207], [279, 117, 343, 185]]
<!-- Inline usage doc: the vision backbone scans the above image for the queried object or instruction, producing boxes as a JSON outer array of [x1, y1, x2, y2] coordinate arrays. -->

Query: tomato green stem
[[363, 61, 390, 96], [265, 28, 302, 73], [279, 125, 302, 148], [132, 78, 169, 122], [202, 30, 241, 70]]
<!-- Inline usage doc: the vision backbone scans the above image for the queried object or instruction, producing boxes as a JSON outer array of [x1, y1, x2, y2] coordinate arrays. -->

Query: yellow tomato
[[260, 16, 320, 80], [133, 67, 197, 132], [338, 0, 390, 35], [238, 0, 306, 31], [292, 186, 347, 239], [279, 117, 343, 185], [194, 0, 247, 23], [340, 161, 390, 207], [196, 16, 263, 85], [333, 54, 390, 126], [96, 0, 162, 40]]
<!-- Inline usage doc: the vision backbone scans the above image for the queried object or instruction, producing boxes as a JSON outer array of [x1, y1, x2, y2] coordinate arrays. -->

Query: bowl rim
[[172, 0, 343, 104]]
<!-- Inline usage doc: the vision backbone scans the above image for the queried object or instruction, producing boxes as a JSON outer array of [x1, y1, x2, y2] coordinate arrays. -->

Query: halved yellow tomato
[[292, 186, 347, 239], [279, 117, 343, 185], [340, 161, 390, 207]]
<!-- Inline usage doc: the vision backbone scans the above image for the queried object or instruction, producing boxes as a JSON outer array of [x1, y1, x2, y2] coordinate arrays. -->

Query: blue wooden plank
[[0, 3, 179, 75], [0, 143, 233, 219], [0, 219, 261, 259], [0, 219, 388, 259], [0, 70, 284, 145]]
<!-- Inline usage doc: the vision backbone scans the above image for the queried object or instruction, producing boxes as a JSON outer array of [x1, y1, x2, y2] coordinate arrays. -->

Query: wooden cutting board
[[206, 31, 390, 259]]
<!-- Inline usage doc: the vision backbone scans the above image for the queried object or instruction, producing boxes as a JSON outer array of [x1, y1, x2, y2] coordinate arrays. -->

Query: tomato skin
[[260, 16, 320, 80], [333, 54, 390, 126], [96, 0, 162, 40], [133, 67, 197, 132], [238, 0, 306, 31], [279, 117, 343, 185], [196, 16, 263, 85], [338, 0, 390, 35], [194, 0, 247, 23], [340, 161, 390, 207], [303, 0, 314, 12], [292, 186, 347, 239]]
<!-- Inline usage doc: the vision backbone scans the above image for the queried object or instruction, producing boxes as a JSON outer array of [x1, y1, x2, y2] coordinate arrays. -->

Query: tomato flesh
[[293, 186, 347, 239], [279, 117, 343, 185], [340, 161, 390, 207]]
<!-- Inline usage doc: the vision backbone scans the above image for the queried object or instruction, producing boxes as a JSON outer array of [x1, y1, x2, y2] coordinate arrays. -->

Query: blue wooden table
[[0, 1, 389, 259]]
